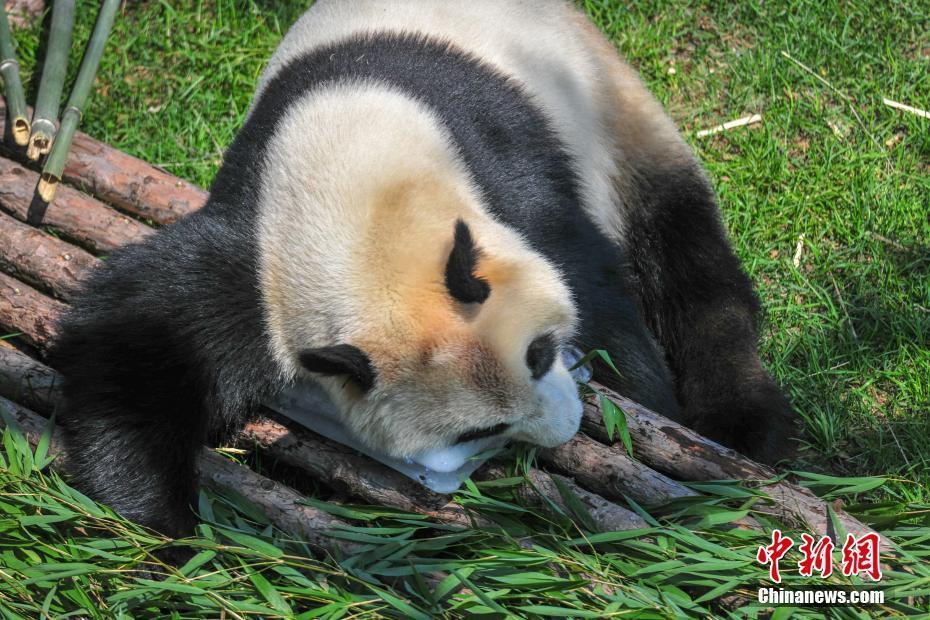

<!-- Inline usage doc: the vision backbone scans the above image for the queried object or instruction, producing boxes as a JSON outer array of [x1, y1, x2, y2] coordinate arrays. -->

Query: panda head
[[296, 217, 582, 459]]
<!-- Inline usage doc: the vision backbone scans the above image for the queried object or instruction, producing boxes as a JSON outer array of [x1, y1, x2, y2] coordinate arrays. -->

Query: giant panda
[[50, 0, 795, 536]]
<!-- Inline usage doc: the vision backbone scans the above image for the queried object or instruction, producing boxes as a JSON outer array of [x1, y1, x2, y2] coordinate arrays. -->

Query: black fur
[[621, 165, 795, 462], [445, 219, 491, 304], [50, 32, 793, 536], [49, 215, 274, 537], [299, 344, 376, 392], [525, 334, 556, 380]]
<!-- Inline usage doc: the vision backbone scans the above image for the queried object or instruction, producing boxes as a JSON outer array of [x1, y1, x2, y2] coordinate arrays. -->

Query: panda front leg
[[59, 394, 207, 538], [50, 309, 213, 538], [619, 162, 796, 463]]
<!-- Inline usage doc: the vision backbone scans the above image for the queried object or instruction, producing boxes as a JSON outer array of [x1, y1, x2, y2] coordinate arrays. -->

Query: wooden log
[[0, 271, 63, 348], [474, 465, 649, 532], [541, 433, 696, 506], [0, 394, 355, 553], [245, 414, 647, 532], [0, 344, 61, 412], [0, 156, 150, 252], [197, 450, 356, 554], [0, 104, 207, 225], [582, 382, 887, 546], [0, 209, 97, 299], [59, 130, 207, 225], [581, 383, 770, 480], [243, 415, 481, 529], [0, 393, 71, 467]]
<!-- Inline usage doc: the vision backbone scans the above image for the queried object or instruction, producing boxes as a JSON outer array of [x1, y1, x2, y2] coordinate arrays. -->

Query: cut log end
[[37, 173, 59, 203], [11, 116, 30, 146]]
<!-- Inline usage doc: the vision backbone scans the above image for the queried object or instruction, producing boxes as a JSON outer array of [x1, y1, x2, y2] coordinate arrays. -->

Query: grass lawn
[[1, 0, 928, 617]]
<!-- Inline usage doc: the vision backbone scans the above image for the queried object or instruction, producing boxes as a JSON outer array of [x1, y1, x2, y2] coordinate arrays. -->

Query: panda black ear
[[445, 219, 491, 304], [299, 344, 377, 392]]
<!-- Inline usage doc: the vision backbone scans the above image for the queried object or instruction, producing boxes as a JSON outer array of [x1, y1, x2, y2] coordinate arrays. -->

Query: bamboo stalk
[[0, 103, 208, 224], [27, 0, 75, 161], [0, 4, 30, 145], [39, 0, 119, 201]]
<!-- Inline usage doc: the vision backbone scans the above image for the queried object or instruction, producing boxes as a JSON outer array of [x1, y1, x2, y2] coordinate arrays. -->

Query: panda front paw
[[687, 378, 797, 465]]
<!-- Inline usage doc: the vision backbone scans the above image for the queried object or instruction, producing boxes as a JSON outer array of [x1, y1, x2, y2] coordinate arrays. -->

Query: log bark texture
[[581, 382, 885, 545], [474, 465, 649, 532], [0, 343, 61, 412], [0, 157, 150, 252], [0, 271, 64, 348], [541, 433, 696, 506], [0, 104, 207, 225], [0, 394, 355, 553], [242, 415, 481, 529], [0, 209, 97, 299]]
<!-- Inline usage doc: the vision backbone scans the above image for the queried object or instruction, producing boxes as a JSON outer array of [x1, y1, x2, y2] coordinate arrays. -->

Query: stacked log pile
[[0, 104, 884, 552]]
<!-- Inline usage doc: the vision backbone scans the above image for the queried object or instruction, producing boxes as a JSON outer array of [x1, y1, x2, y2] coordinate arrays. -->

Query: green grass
[[2, 0, 929, 616]]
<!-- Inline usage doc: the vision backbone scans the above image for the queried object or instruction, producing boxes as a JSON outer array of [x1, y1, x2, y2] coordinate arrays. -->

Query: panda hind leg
[[622, 163, 797, 464]]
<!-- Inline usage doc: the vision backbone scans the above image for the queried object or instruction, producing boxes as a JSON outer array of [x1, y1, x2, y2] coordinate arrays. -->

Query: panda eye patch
[[445, 219, 491, 304], [525, 334, 556, 380], [455, 423, 510, 444]]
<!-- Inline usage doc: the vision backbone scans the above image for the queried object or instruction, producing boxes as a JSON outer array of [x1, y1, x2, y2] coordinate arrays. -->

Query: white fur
[[257, 82, 579, 457], [254, 0, 626, 239], [253, 0, 696, 458]]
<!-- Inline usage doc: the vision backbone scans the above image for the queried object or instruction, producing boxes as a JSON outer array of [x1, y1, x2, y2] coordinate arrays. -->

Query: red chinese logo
[[798, 533, 835, 578], [757, 530, 882, 582], [841, 533, 882, 581], [757, 529, 794, 583]]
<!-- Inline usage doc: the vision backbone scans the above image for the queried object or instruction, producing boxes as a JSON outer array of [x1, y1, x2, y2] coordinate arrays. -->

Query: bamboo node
[[63, 104, 83, 122]]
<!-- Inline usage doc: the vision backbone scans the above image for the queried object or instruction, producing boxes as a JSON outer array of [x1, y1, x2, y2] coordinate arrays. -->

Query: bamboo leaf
[[250, 571, 293, 615]]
